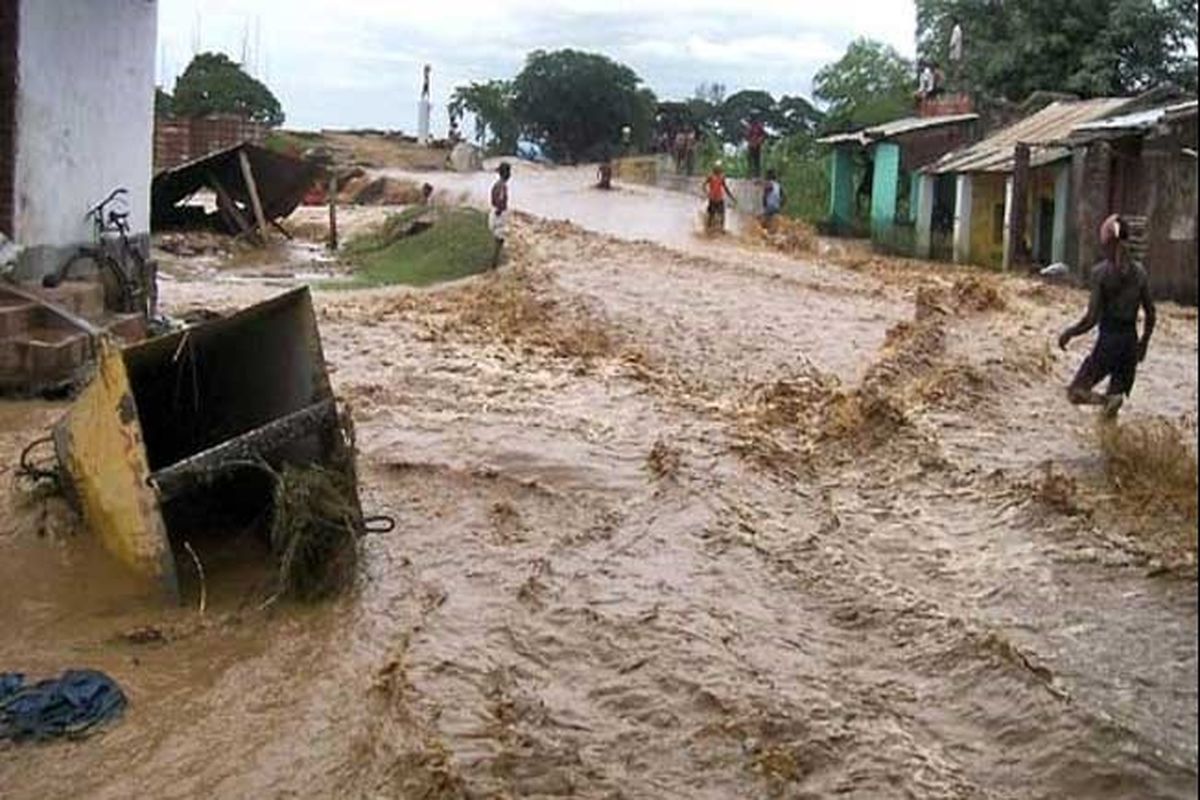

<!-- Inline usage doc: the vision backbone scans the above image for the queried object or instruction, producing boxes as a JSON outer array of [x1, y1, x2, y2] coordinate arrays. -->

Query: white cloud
[[157, 0, 916, 131]]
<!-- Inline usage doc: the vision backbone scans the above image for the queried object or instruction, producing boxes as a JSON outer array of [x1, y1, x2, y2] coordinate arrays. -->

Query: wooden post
[[238, 149, 269, 244], [1007, 142, 1031, 270], [206, 170, 254, 238], [327, 172, 338, 251]]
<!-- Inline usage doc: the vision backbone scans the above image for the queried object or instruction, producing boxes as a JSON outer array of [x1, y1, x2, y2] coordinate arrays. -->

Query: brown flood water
[[1, 166, 1196, 798]]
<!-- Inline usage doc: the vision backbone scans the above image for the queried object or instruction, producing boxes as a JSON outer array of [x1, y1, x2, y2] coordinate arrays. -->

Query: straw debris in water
[[269, 462, 363, 601], [1097, 416, 1198, 523]]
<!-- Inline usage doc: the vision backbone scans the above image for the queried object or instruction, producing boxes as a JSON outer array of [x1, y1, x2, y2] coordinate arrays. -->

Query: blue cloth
[[0, 669, 127, 742]]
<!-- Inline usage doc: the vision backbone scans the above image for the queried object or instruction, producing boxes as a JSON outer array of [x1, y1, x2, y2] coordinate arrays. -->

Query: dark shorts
[[706, 200, 725, 224], [1071, 327, 1139, 396]]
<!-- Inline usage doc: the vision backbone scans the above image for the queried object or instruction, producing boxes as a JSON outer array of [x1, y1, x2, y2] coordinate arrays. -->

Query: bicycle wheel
[[57, 251, 133, 313]]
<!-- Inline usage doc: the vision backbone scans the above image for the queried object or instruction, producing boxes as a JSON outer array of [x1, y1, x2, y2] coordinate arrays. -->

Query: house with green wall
[[818, 114, 979, 253]]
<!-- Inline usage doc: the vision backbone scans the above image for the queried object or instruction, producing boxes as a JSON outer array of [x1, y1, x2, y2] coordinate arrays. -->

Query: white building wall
[[14, 0, 156, 250]]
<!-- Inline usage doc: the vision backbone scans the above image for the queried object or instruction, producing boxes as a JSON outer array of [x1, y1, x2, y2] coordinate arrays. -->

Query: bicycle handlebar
[[84, 187, 129, 221]]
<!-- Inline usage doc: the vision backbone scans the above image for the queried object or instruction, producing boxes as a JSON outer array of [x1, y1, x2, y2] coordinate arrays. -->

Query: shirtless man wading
[[1058, 213, 1156, 418]]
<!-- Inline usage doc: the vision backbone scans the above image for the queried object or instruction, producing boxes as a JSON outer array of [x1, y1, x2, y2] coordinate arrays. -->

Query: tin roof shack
[[151, 143, 319, 242], [0, 0, 157, 280], [918, 97, 1143, 270], [1062, 101, 1198, 304], [818, 114, 979, 254]]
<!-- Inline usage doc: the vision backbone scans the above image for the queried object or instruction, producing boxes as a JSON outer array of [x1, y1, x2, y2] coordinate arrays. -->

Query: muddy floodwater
[[1, 164, 1197, 799]]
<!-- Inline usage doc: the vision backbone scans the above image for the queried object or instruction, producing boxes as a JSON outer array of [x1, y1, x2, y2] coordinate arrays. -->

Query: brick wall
[[0, 0, 17, 238], [896, 122, 980, 173], [154, 114, 268, 171]]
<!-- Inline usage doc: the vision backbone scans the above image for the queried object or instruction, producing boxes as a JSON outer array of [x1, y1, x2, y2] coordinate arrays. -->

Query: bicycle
[[42, 187, 157, 318]]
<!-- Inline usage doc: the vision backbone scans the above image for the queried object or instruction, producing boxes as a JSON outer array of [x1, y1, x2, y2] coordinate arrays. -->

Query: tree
[[512, 49, 655, 162], [775, 95, 826, 137], [716, 89, 778, 142], [155, 87, 174, 117], [813, 39, 915, 132], [916, 0, 1199, 99], [172, 52, 284, 126], [449, 80, 519, 154]]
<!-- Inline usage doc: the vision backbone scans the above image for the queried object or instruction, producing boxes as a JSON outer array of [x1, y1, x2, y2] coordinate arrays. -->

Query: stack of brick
[[153, 114, 268, 172]]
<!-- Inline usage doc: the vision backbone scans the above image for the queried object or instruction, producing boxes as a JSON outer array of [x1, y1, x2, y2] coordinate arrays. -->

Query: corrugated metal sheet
[[1057, 100, 1198, 145], [818, 113, 978, 146], [1073, 106, 1169, 132], [925, 98, 1133, 174]]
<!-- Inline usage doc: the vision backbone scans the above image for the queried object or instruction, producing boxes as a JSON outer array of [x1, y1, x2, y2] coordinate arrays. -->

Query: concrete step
[[0, 323, 92, 393], [106, 313, 147, 343], [0, 282, 147, 396], [36, 280, 106, 319], [0, 299, 39, 338]]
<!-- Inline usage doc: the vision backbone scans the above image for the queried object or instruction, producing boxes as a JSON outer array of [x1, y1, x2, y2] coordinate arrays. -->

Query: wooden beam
[[237, 149, 269, 243], [1006, 142, 1031, 270], [206, 169, 254, 238]]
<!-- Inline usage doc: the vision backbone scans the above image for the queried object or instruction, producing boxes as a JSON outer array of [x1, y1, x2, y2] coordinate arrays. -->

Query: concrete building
[[915, 98, 1138, 271], [818, 114, 979, 254], [0, 0, 158, 279], [1063, 100, 1198, 304]]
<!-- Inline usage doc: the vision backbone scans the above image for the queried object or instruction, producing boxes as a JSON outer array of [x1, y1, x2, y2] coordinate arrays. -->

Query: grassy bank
[[338, 207, 494, 288]]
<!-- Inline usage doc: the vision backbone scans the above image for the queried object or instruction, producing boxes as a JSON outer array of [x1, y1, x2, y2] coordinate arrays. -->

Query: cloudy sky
[[157, 0, 917, 134]]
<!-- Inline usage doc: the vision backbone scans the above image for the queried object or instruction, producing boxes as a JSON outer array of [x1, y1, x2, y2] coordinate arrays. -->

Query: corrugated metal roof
[[1071, 101, 1199, 132], [818, 113, 978, 146], [924, 98, 1133, 174]]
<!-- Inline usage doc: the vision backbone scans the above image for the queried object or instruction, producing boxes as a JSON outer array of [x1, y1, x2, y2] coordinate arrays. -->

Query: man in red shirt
[[702, 162, 737, 234], [746, 119, 767, 179], [489, 162, 511, 270]]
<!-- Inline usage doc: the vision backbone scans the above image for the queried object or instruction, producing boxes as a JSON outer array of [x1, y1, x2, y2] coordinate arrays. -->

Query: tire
[[57, 251, 133, 313]]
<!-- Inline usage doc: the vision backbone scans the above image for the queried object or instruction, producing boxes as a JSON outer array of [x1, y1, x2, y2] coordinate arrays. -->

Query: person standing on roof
[[746, 119, 767, 179], [916, 60, 936, 101], [1058, 213, 1156, 418], [702, 161, 738, 234], [489, 162, 512, 270], [948, 16, 963, 87]]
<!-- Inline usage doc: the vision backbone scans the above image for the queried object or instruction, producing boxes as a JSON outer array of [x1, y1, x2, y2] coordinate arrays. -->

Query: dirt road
[[1, 167, 1196, 798]]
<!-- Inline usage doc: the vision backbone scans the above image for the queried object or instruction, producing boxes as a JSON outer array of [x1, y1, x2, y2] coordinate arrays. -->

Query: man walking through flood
[[1058, 213, 1156, 418], [702, 162, 737, 234], [489, 162, 512, 270]]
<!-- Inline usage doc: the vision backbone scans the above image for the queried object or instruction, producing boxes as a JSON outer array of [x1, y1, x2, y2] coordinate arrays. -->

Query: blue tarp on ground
[[0, 669, 127, 742]]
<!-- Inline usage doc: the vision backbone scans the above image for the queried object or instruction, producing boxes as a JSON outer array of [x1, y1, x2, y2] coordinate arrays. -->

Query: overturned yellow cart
[[53, 288, 362, 602]]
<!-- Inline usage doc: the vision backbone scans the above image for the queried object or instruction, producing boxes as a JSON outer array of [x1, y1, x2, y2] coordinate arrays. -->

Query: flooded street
[[1, 166, 1196, 798]]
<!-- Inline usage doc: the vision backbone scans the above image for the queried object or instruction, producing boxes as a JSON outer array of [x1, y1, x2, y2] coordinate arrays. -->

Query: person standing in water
[[489, 162, 512, 270], [1058, 213, 1156, 418], [761, 169, 785, 230], [596, 160, 613, 190], [702, 162, 737, 234]]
